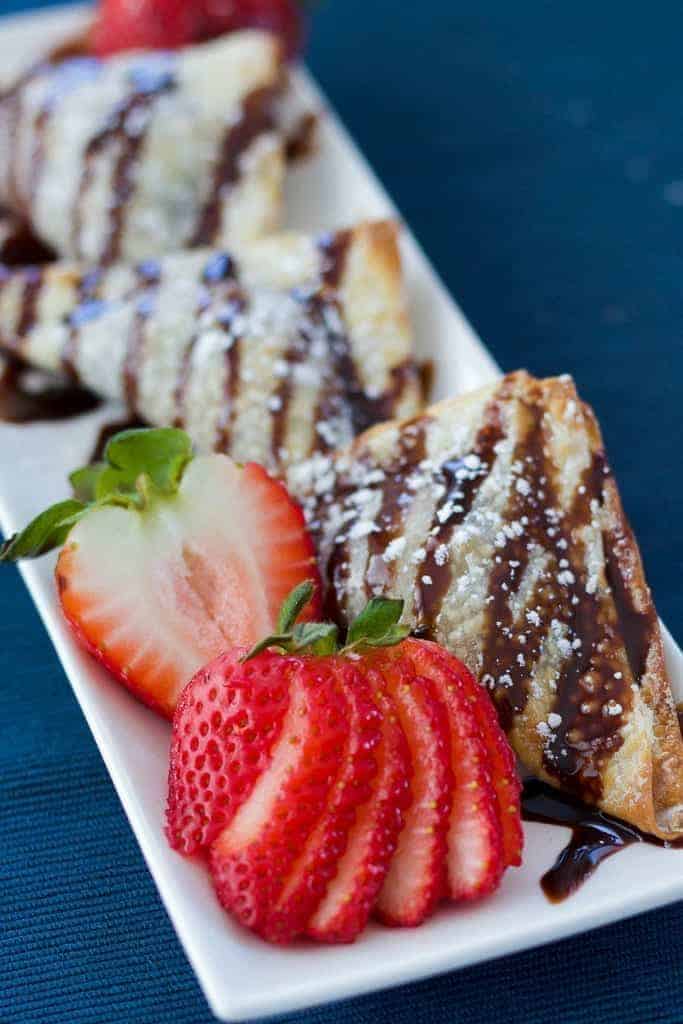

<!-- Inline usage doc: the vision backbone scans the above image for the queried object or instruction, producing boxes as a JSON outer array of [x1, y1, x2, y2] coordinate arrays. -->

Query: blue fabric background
[[1, 1, 682, 1021]]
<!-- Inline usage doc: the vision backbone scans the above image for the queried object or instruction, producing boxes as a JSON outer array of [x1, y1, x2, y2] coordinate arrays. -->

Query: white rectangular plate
[[1, 6, 682, 1022]]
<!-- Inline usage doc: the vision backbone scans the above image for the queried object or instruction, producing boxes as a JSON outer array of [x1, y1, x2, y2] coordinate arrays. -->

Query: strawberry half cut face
[[2, 428, 321, 718]]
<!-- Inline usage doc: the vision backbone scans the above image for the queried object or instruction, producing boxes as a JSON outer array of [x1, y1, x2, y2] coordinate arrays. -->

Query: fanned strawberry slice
[[265, 663, 383, 943], [370, 654, 452, 927], [307, 684, 412, 943], [208, 657, 348, 939], [30, 433, 321, 719], [166, 649, 291, 856], [424, 645, 523, 868], [402, 640, 504, 902]]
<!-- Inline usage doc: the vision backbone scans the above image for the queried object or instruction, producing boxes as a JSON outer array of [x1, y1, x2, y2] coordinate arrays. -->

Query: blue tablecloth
[[1, 2, 682, 1021]]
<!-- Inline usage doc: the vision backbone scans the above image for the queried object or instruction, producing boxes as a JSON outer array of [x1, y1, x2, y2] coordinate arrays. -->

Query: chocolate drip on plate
[[522, 778, 682, 902], [0, 355, 100, 424]]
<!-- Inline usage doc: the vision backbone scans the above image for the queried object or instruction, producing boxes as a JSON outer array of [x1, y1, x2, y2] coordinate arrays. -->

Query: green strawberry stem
[[243, 582, 410, 661]]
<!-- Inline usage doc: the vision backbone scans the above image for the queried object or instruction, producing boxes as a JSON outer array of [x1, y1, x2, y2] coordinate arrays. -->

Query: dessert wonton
[[0, 31, 285, 262], [293, 371, 683, 840], [0, 220, 422, 474]]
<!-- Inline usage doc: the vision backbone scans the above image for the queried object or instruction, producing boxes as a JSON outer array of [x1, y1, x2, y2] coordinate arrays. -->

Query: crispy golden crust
[[298, 370, 683, 839]]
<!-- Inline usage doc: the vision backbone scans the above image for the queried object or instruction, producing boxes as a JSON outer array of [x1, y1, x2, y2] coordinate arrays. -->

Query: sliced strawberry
[[307, 684, 412, 943], [402, 640, 504, 902], [425, 645, 523, 868], [57, 455, 320, 718], [370, 654, 452, 927], [166, 649, 291, 856], [208, 657, 347, 940], [264, 662, 383, 943]]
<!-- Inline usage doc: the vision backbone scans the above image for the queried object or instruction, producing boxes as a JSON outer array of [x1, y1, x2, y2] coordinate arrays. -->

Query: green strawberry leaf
[[291, 621, 339, 656], [277, 579, 316, 633], [242, 587, 410, 662], [2, 427, 197, 562], [69, 463, 105, 503], [241, 633, 294, 661], [0, 500, 87, 562], [95, 428, 193, 503], [345, 597, 406, 650]]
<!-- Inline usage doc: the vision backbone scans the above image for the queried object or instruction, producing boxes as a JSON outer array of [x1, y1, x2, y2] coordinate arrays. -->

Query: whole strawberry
[[91, 0, 309, 60]]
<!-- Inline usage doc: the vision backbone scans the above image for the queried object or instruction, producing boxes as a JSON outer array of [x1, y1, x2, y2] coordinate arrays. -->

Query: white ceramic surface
[[0, 6, 681, 1022]]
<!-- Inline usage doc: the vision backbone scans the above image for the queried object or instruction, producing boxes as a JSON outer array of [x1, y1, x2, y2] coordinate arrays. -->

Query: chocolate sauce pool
[[522, 779, 682, 902], [0, 356, 101, 424]]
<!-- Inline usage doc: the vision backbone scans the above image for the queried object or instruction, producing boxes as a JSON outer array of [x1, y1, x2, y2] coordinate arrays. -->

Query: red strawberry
[[371, 654, 452, 927], [307, 684, 412, 943], [402, 640, 504, 901], [91, 0, 194, 55], [91, 0, 307, 60], [425, 645, 523, 868], [208, 656, 350, 939], [166, 648, 291, 855], [2, 429, 320, 719], [264, 665, 383, 942], [161, 590, 522, 945]]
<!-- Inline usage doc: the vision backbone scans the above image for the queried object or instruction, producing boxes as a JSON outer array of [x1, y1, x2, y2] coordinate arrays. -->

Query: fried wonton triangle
[[0, 32, 285, 262], [292, 371, 683, 839], [0, 221, 422, 474]]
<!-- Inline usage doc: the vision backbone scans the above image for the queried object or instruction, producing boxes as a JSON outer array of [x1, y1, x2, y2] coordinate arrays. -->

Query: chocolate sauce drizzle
[[364, 417, 431, 595], [214, 288, 247, 452], [285, 112, 318, 163], [192, 86, 276, 246], [122, 259, 163, 413], [170, 252, 247, 446], [522, 778, 682, 902], [72, 60, 177, 262], [471, 395, 635, 804], [414, 403, 505, 628]]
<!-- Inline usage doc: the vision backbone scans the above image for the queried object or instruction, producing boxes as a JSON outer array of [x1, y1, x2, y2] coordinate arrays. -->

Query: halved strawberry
[[208, 657, 348, 939], [166, 649, 291, 856], [2, 429, 320, 719], [402, 640, 504, 901], [307, 684, 412, 943], [264, 663, 382, 943], [424, 645, 523, 868], [371, 655, 452, 927]]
